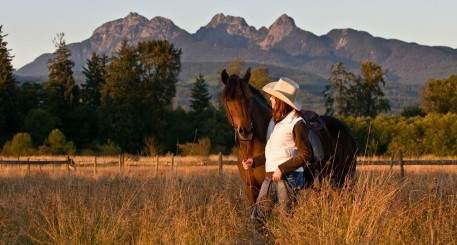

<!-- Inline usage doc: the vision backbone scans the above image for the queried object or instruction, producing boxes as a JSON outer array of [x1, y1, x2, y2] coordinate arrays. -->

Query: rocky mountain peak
[[90, 13, 183, 55], [150, 16, 175, 26], [270, 14, 296, 32], [195, 13, 262, 43], [258, 14, 297, 50], [147, 16, 187, 40], [92, 12, 149, 37], [207, 13, 249, 28]]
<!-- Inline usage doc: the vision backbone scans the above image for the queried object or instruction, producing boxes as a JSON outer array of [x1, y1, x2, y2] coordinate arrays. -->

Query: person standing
[[242, 77, 312, 235]]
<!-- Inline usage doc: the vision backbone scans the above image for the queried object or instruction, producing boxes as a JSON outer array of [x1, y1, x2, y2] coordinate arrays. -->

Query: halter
[[224, 98, 254, 145]]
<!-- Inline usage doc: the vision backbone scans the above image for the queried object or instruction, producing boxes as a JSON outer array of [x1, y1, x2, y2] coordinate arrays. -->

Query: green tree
[[325, 61, 390, 117], [98, 40, 181, 153], [401, 105, 426, 117], [9, 133, 34, 157], [227, 58, 244, 75], [137, 40, 181, 109], [79, 52, 108, 148], [0, 25, 18, 146], [22, 108, 56, 146], [16, 82, 46, 118], [352, 61, 390, 117], [46, 33, 79, 105], [98, 40, 143, 152], [250, 67, 270, 92], [190, 74, 211, 113], [45, 33, 81, 145], [81, 52, 107, 107], [323, 62, 354, 116], [40, 128, 75, 155], [420, 75, 457, 114]]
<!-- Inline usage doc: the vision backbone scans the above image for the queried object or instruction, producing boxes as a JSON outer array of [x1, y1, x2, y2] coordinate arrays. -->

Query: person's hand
[[242, 158, 253, 170], [272, 168, 282, 181]]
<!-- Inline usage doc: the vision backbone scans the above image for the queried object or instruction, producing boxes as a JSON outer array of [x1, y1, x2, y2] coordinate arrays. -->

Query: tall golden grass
[[0, 162, 456, 244]]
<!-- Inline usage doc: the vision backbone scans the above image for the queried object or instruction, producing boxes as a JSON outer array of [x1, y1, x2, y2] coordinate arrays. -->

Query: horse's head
[[221, 68, 254, 141]]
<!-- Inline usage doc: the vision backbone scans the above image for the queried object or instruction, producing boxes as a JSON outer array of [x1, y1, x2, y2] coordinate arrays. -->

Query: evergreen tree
[[78, 52, 108, 148], [137, 40, 181, 152], [45, 33, 80, 145], [47, 33, 78, 105], [81, 52, 107, 107], [98, 40, 143, 152], [190, 74, 211, 113], [0, 26, 18, 146], [137, 40, 181, 108], [98, 40, 182, 153]]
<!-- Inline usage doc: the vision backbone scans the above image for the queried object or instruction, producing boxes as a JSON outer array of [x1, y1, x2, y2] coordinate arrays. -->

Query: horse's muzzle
[[237, 125, 254, 141]]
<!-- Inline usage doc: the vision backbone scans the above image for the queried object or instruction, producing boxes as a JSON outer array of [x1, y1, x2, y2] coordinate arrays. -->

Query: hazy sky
[[1, 0, 456, 69]]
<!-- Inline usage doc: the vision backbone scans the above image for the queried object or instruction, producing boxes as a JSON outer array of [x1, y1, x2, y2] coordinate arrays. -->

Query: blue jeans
[[250, 171, 303, 233]]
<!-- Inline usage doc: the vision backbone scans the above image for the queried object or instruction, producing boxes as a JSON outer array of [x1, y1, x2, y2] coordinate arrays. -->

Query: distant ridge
[[15, 12, 457, 85]]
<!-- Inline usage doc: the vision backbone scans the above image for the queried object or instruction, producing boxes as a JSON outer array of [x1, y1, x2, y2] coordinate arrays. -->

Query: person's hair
[[272, 97, 294, 123]]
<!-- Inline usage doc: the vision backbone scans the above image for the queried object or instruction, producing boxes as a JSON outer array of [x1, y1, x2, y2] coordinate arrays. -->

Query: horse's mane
[[249, 85, 270, 109]]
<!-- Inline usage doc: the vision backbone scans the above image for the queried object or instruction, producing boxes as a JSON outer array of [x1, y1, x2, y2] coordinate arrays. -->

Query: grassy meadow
[[0, 157, 456, 244]]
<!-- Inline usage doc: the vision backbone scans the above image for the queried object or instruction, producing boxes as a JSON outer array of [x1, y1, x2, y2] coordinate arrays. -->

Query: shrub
[[1, 133, 35, 157], [143, 137, 164, 156], [9, 133, 35, 157], [96, 139, 121, 156], [177, 137, 211, 156], [39, 129, 75, 155]]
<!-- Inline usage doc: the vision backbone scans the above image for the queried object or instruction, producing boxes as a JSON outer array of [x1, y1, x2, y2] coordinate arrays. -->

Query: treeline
[[1, 26, 456, 157], [0, 29, 234, 156], [343, 113, 457, 157], [323, 61, 457, 157]]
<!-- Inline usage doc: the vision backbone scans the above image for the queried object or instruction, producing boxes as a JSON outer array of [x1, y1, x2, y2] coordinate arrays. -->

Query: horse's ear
[[221, 69, 229, 85], [243, 67, 251, 83]]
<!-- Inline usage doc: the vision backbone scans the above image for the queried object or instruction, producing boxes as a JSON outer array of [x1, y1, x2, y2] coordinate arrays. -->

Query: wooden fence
[[0, 153, 236, 175]]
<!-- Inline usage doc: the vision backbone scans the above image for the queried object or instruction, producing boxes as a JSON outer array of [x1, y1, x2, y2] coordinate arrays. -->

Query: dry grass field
[[0, 157, 456, 244]]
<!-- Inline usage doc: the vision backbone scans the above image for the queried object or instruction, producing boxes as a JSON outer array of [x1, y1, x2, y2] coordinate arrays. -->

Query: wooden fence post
[[171, 154, 174, 171], [66, 155, 70, 173], [399, 150, 405, 178], [156, 155, 159, 176], [119, 154, 124, 173], [390, 152, 395, 171], [219, 152, 223, 176], [94, 156, 97, 175]]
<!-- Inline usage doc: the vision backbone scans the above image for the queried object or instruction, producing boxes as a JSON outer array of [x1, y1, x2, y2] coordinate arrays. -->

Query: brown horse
[[221, 68, 357, 205]]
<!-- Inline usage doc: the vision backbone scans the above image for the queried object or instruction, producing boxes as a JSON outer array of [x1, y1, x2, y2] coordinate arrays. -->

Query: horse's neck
[[252, 95, 271, 142]]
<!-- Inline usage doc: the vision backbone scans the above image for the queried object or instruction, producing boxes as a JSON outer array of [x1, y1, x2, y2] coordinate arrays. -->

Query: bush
[[177, 137, 211, 156], [143, 137, 164, 156], [39, 129, 75, 155], [96, 139, 121, 156], [2, 133, 35, 157]]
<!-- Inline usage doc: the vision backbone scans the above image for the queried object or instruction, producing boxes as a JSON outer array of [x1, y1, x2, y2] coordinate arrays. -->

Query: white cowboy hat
[[262, 77, 302, 110]]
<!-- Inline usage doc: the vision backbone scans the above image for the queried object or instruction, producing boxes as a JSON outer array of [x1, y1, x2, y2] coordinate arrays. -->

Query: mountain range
[[13, 12, 457, 112]]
